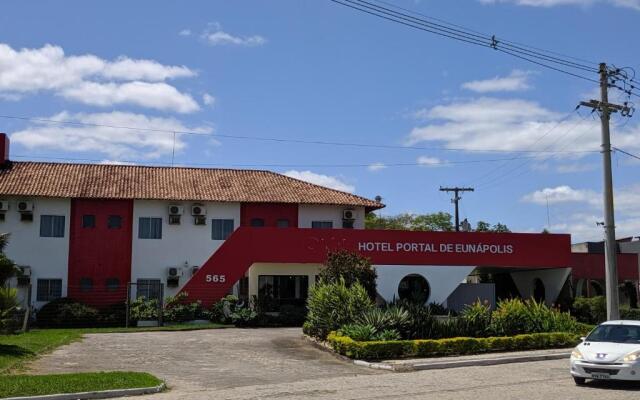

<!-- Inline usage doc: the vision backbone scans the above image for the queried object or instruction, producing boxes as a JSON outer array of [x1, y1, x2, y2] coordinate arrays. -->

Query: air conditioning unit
[[17, 200, 34, 213], [168, 205, 184, 216], [0, 200, 8, 212], [191, 204, 206, 216], [343, 209, 355, 220], [17, 266, 31, 286], [167, 267, 183, 278]]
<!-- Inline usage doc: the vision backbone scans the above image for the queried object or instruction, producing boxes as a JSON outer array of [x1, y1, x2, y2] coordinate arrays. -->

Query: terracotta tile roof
[[0, 161, 384, 210]]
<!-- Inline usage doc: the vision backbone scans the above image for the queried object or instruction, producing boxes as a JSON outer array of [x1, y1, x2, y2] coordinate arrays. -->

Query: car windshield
[[586, 324, 640, 343]]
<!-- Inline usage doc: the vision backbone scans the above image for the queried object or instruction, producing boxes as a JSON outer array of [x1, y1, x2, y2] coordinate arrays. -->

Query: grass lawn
[[0, 323, 229, 373], [0, 372, 162, 398]]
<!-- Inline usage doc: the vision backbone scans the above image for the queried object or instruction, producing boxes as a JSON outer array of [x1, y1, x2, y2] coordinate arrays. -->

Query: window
[[108, 215, 122, 229], [258, 275, 309, 311], [250, 218, 265, 227], [0, 213, 4, 222], [106, 278, 120, 291], [136, 279, 161, 300], [138, 217, 162, 239], [212, 219, 234, 240], [82, 215, 95, 228], [36, 279, 62, 302], [311, 221, 333, 229], [40, 215, 65, 237], [398, 274, 430, 304], [80, 277, 93, 292], [21, 213, 33, 222], [276, 219, 290, 228]]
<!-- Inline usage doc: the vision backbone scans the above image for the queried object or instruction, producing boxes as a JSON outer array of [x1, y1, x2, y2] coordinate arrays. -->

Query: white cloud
[[407, 97, 640, 154], [178, 29, 192, 37], [523, 184, 640, 241], [11, 111, 212, 159], [521, 185, 598, 205], [59, 81, 199, 113], [99, 160, 137, 165], [200, 23, 266, 47], [478, 0, 640, 10], [202, 93, 216, 107], [368, 162, 387, 171], [0, 43, 199, 113], [417, 156, 443, 166], [461, 70, 533, 93], [283, 170, 355, 193]]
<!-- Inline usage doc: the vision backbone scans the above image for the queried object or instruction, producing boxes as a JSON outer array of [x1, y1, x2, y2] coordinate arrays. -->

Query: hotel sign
[[358, 241, 514, 254]]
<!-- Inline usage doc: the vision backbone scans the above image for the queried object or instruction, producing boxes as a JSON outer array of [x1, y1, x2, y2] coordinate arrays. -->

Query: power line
[[329, 0, 601, 83], [0, 114, 599, 154], [613, 146, 640, 161], [10, 154, 546, 169]]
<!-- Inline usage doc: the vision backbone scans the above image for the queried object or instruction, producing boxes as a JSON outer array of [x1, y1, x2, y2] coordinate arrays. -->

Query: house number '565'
[[205, 274, 226, 283]]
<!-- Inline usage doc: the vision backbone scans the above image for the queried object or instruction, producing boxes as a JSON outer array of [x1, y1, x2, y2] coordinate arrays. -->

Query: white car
[[570, 320, 640, 384]]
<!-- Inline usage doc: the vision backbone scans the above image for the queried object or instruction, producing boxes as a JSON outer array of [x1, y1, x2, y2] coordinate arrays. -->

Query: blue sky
[[0, 0, 638, 241]]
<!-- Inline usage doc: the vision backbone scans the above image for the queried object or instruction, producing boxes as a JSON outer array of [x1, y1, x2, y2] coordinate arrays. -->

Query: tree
[[475, 221, 511, 233], [0, 233, 16, 286], [365, 212, 453, 231], [318, 250, 377, 299]]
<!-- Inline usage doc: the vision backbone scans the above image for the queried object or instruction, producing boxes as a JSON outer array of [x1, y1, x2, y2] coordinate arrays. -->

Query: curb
[[356, 351, 571, 372], [3, 382, 166, 400]]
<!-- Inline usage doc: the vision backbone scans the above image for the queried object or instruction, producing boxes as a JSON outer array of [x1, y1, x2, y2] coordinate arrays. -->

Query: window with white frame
[[40, 215, 65, 237], [212, 219, 234, 240], [138, 217, 162, 239], [136, 279, 162, 300], [36, 279, 62, 301]]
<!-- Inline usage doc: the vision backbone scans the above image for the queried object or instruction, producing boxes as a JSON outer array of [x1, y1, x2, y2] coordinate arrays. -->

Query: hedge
[[326, 331, 581, 360]]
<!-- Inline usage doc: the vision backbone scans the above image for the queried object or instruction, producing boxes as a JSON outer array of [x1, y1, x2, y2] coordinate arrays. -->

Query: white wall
[[298, 205, 365, 229], [510, 268, 571, 306], [375, 265, 475, 305], [1, 197, 70, 308], [131, 200, 240, 297]]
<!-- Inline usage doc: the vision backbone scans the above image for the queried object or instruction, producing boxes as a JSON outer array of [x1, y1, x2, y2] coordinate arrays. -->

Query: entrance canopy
[[180, 227, 571, 305]]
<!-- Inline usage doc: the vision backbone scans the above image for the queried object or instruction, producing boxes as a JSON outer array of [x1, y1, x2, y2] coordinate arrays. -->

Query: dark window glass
[[21, 213, 33, 222], [80, 277, 93, 292], [250, 218, 265, 227], [82, 215, 95, 228], [0, 213, 5, 222], [587, 325, 640, 343], [40, 215, 65, 237], [108, 215, 122, 229], [136, 279, 162, 300], [36, 279, 62, 302], [258, 275, 309, 311], [212, 219, 234, 240], [311, 221, 333, 229], [276, 219, 290, 228], [106, 278, 120, 291], [138, 217, 162, 239], [398, 274, 430, 305]]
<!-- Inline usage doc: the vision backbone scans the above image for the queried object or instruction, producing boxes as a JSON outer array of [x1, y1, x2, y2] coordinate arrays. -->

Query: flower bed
[[327, 331, 581, 360]]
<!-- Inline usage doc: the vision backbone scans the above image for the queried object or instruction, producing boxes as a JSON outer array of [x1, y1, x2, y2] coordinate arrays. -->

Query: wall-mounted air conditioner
[[169, 205, 184, 216], [343, 209, 355, 220], [191, 204, 206, 216], [17, 200, 34, 213]]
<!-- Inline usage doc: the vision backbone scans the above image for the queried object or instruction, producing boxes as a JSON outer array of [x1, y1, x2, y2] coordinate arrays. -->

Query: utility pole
[[439, 187, 474, 232], [580, 63, 632, 321]]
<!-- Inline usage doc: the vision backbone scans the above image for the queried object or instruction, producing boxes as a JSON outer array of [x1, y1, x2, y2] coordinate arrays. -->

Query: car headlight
[[571, 349, 583, 360], [621, 351, 640, 363]]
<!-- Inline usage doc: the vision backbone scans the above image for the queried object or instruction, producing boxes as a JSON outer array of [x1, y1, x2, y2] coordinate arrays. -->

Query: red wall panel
[[240, 202, 298, 227], [570, 253, 639, 281], [68, 199, 133, 306]]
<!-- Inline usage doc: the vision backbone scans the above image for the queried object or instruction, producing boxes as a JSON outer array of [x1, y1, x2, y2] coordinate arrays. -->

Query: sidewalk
[[353, 348, 572, 372]]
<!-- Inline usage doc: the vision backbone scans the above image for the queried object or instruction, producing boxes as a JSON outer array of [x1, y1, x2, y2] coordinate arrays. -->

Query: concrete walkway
[[28, 328, 380, 393]]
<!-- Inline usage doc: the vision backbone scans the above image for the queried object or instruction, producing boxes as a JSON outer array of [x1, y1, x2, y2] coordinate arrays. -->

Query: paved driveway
[[28, 328, 379, 392]]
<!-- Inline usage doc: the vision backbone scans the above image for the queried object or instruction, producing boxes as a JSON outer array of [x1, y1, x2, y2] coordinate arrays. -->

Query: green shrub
[[36, 298, 99, 328], [339, 323, 377, 341], [210, 295, 241, 324], [375, 329, 401, 341], [571, 296, 606, 324], [460, 300, 492, 337], [319, 250, 377, 299], [305, 278, 374, 339], [97, 303, 126, 327], [355, 306, 410, 334], [128, 297, 159, 321], [328, 331, 581, 360], [621, 308, 640, 321], [490, 298, 580, 336], [230, 307, 258, 326], [163, 292, 204, 323]]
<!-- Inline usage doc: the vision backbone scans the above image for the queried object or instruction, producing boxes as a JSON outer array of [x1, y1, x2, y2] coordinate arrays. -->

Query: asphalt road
[[29, 328, 640, 400]]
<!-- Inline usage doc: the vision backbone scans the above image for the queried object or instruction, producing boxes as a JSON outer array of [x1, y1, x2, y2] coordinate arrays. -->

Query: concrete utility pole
[[439, 187, 474, 232], [580, 63, 632, 321]]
